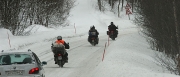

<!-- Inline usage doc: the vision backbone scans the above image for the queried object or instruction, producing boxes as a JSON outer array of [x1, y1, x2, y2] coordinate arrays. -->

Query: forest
[[97, 0, 180, 75], [0, 0, 74, 35]]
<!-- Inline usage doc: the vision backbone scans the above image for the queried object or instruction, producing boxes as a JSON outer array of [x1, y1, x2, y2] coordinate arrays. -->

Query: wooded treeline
[[134, 0, 180, 74], [0, 0, 74, 35], [97, 0, 125, 17], [97, 0, 137, 17], [97, 0, 180, 75]]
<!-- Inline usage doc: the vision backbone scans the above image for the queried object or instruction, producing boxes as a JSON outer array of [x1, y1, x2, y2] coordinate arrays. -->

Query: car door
[[32, 52, 45, 76]]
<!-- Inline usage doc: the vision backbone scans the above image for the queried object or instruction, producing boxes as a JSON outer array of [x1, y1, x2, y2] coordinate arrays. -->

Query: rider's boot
[[96, 37, 99, 44], [65, 57, 68, 63], [54, 57, 57, 64], [88, 36, 91, 43]]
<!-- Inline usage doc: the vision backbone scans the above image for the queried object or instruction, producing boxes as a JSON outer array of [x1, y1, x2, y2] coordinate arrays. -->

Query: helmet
[[111, 22, 113, 24], [57, 36, 62, 40], [90, 25, 95, 30], [92, 25, 95, 29]]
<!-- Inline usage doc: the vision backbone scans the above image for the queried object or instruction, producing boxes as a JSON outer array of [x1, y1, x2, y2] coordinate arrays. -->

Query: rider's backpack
[[89, 29, 97, 36], [52, 43, 65, 55], [90, 32, 96, 36]]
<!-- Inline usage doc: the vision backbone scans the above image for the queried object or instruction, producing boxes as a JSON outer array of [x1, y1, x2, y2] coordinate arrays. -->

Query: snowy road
[[23, 32, 117, 77], [18, 28, 132, 77], [2, 25, 179, 77], [44, 36, 106, 77], [14, 27, 179, 77]]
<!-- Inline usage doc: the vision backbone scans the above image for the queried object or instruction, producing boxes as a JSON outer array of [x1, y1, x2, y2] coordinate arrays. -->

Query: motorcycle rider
[[108, 22, 118, 37], [88, 25, 99, 44], [51, 36, 69, 64]]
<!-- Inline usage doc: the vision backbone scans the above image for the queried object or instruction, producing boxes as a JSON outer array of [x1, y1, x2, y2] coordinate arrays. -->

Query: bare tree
[[98, 0, 102, 11], [121, 0, 124, 11], [0, 0, 75, 35], [0, 0, 21, 35], [130, 0, 134, 12], [118, 0, 121, 17], [173, 0, 180, 74]]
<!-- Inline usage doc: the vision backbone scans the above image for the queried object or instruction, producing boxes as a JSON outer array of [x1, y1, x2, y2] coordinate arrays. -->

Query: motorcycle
[[51, 42, 70, 67], [107, 30, 117, 40], [90, 37, 97, 46], [107, 25, 118, 40], [55, 53, 65, 67]]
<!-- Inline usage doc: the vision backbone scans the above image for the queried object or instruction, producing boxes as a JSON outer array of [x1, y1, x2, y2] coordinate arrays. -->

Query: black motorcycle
[[54, 53, 65, 67], [89, 37, 97, 46], [51, 43, 69, 67], [107, 30, 117, 40]]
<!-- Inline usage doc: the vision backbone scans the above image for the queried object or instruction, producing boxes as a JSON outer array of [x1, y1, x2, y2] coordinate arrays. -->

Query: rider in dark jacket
[[88, 25, 99, 44], [108, 22, 118, 37]]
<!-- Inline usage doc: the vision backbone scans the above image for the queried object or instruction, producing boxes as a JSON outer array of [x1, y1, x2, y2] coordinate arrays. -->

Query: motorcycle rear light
[[29, 67, 39, 74], [58, 54, 61, 56]]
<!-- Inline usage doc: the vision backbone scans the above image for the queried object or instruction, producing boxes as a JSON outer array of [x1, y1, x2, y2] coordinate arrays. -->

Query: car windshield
[[0, 54, 32, 65]]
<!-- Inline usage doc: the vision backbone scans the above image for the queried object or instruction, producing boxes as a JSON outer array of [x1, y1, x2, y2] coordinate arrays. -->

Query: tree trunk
[[109, 0, 111, 6], [118, 0, 121, 17], [173, 0, 179, 54], [173, 0, 180, 74], [131, 0, 134, 12], [121, 0, 124, 11], [111, 0, 113, 9], [98, 0, 101, 11], [45, 15, 49, 27]]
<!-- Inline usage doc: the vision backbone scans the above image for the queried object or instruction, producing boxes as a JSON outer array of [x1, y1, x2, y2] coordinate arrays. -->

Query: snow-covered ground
[[0, 0, 180, 77]]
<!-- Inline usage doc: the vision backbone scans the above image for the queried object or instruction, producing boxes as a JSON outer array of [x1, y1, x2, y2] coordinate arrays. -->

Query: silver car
[[0, 49, 47, 77]]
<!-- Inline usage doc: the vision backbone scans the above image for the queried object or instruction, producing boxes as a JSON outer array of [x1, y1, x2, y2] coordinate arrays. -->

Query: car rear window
[[0, 54, 32, 65]]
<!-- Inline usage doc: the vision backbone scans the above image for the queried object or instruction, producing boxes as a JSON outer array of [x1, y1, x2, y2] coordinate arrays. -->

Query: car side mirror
[[41, 61, 47, 66]]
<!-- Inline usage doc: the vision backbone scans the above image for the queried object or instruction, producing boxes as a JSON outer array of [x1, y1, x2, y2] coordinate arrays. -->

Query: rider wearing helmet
[[108, 22, 118, 37], [52, 36, 69, 64], [88, 25, 99, 44]]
